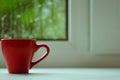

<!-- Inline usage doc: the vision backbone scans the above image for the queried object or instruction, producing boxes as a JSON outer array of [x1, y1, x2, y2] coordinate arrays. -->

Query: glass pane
[[0, 0, 68, 40]]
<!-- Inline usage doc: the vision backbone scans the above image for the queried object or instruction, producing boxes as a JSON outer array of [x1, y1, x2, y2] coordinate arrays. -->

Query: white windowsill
[[0, 68, 120, 80]]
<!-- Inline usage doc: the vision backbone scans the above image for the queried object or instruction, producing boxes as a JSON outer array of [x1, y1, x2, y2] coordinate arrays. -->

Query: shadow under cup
[[1, 39, 50, 74]]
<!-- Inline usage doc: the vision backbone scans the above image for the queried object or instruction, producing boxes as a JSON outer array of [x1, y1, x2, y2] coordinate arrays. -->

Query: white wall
[[1, 0, 120, 68]]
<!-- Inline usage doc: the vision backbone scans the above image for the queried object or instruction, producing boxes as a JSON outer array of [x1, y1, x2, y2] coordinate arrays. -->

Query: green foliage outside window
[[0, 0, 67, 40]]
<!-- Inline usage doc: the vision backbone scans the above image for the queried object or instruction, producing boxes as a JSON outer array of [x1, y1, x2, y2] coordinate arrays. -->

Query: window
[[0, 0, 119, 68], [0, 0, 68, 40]]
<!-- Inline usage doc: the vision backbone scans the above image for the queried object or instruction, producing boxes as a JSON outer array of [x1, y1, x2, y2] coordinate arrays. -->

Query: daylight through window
[[0, 0, 68, 40]]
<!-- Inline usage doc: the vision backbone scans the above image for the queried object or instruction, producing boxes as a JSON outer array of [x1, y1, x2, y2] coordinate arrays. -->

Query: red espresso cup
[[1, 39, 50, 74]]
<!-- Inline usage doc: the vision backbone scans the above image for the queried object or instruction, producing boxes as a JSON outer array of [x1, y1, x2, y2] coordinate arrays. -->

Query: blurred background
[[1, 0, 120, 68], [0, 0, 67, 40]]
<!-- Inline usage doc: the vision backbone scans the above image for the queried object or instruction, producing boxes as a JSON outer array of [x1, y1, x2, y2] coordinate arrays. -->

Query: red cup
[[1, 39, 50, 74]]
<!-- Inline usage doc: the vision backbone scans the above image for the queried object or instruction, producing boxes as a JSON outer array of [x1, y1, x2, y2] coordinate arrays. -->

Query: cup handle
[[30, 44, 50, 69]]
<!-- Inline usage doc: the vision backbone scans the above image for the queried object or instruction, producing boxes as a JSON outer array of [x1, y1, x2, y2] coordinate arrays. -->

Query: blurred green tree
[[0, 0, 67, 40]]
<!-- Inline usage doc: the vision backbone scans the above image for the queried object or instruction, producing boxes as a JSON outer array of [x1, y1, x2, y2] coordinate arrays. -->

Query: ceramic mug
[[1, 39, 50, 74]]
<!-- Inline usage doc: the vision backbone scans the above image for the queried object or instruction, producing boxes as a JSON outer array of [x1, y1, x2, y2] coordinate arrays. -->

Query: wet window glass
[[0, 0, 68, 40]]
